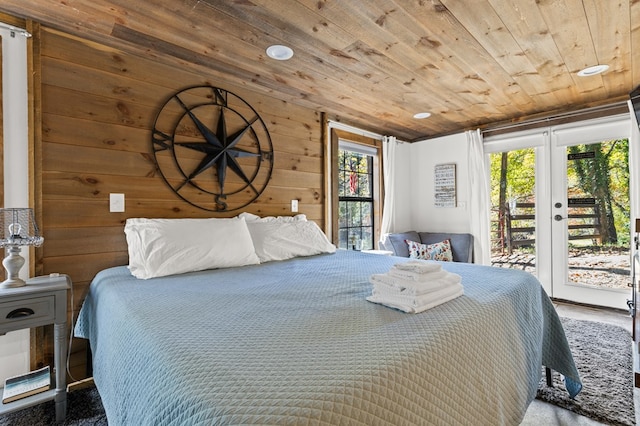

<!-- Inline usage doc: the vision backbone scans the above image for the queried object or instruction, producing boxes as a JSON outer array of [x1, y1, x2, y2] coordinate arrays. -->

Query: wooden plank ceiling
[[1, 0, 639, 141]]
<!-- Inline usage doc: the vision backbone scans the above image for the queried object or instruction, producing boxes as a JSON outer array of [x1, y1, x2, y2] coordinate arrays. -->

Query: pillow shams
[[246, 220, 336, 262], [125, 217, 260, 279], [405, 239, 453, 262], [239, 212, 307, 223]]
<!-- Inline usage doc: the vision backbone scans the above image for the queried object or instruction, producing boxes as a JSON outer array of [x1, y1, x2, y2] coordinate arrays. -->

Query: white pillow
[[124, 217, 260, 279], [239, 212, 307, 223], [246, 220, 336, 262]]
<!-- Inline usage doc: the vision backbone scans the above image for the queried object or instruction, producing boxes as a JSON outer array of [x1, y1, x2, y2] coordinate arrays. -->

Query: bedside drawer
[[0, 295, 56, 330]]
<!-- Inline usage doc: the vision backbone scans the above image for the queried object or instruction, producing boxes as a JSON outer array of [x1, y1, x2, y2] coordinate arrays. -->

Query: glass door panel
[[552, 138, 631, 308], [490, 148, 537, 276]]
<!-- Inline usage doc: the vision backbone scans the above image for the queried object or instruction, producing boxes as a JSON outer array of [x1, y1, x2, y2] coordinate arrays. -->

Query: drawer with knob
[[0, 295, 56, 334]]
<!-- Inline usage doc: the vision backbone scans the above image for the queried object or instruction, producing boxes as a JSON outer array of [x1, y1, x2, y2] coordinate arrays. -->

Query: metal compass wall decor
[[151, 85, 274, 212]]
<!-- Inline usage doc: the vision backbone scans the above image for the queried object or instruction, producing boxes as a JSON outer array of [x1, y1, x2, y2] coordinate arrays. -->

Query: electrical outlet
[[291, 199, 299, 212], [110, 193, 125, 212]]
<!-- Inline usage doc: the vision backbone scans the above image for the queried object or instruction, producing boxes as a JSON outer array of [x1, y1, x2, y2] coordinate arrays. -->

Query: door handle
[[554, 215, 564, 221], [6, 308, 35, 319]]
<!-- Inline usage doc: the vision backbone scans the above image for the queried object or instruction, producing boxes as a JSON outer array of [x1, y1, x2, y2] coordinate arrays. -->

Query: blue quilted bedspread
[[75, 250, 580, 425]]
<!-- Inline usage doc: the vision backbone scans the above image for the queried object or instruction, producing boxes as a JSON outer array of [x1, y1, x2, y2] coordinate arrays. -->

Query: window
[[338, 146, 374, 250], [329, 129, 382, 251]]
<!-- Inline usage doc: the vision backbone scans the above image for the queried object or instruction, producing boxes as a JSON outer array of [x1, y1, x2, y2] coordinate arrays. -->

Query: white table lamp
[[0, 208, 44, 288]]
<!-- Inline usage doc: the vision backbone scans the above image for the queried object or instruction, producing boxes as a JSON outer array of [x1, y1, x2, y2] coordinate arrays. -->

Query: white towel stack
[[366, 260, 463, 313]]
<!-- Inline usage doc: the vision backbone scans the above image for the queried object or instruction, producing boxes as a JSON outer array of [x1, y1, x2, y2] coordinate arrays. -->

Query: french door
[[550, 117, 631, 308], [486, 115, 632, 309]]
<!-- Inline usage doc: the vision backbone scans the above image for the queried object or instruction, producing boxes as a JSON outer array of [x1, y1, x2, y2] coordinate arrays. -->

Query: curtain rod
[[327, 120, 384, 140], [327, 120, 407, 143], [0, 22, 32, 38], [481, 100, 629, 135]]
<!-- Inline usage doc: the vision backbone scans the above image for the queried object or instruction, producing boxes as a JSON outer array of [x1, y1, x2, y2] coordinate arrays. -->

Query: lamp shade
[[0, 208, 44, 247]]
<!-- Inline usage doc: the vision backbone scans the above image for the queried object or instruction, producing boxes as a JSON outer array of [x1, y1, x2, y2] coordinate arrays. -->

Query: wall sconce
[[0, 208, 44, 288]]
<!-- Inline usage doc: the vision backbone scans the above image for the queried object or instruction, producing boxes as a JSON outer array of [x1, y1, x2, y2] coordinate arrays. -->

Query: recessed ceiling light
[[577, 64, 609, 77], [266, 45, 294, 61], [413, 112, 432, 119]]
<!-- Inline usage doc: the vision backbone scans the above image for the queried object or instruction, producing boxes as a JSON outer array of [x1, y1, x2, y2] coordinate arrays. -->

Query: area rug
[[537, 317, 635, 426], [0, 385, 106, 426]]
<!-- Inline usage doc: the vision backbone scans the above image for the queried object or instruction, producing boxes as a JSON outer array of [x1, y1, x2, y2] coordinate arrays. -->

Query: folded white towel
[[369, 272, 461, 293], [388, 268, 448, 282], [372, 281, 462, 304], [371, 276, 458, 297], [367, 282, 463, 313], [393, 260, 442, 274]]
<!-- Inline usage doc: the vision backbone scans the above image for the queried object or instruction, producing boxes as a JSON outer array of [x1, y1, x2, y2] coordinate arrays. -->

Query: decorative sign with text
[[434, 163, 457, 208]]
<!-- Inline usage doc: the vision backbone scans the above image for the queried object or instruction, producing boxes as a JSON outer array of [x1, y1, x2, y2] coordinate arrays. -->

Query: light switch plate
[[291, 199, 299, 212], [110, 193, 125, 212]]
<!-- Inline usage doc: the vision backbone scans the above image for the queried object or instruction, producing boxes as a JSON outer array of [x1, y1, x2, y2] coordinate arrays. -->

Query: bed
[[75, 233, 581, 426]]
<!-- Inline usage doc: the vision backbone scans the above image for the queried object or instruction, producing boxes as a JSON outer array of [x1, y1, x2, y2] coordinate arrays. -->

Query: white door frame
[[485, 114, 633, 308], [484, 130, 552, 296], [550, 115, 631, 308]]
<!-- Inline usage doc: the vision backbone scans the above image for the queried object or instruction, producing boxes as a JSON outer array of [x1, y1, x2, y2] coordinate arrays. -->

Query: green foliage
[[567, 139, 629, 245], [490, 140, 630, 248], [490, 148, 536, 206]]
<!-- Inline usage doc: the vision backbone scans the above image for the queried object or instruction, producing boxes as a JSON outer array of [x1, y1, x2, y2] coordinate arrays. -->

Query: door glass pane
[[490, 148, 536, 275], [565, 140, 630, 290]]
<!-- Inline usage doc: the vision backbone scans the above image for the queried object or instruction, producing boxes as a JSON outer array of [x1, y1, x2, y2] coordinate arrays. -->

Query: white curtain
[[379, 136, 397, 243], [466, 129, 491, 264], [2, 27, 30, 208], [629, 101, 640, 251], [0, 23, 31, 383]]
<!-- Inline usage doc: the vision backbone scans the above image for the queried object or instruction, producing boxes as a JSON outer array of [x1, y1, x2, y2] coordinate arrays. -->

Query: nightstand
[[0, 274, 71, 422]]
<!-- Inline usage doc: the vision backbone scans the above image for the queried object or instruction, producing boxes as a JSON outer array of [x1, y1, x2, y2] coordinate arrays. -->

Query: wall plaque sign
[[434, 163, 456, 208]]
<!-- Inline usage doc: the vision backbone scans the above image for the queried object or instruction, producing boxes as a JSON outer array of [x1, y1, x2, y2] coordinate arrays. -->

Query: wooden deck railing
[[494, 202, 603, 254]]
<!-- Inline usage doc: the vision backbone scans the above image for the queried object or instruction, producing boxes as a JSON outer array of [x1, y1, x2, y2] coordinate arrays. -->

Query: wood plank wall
[[36, 26, 325, 379]]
